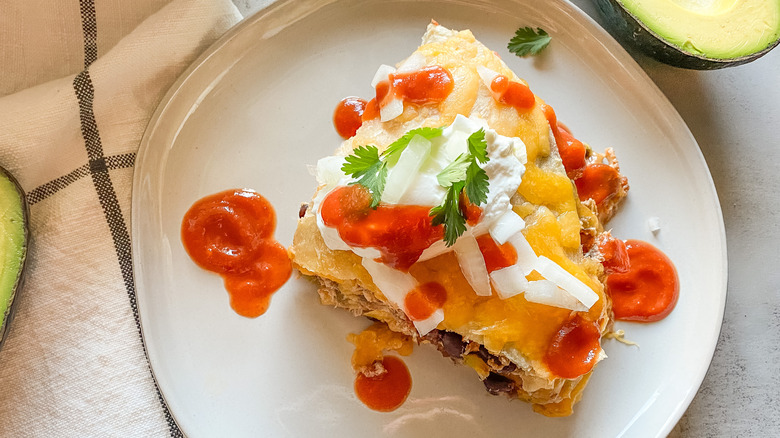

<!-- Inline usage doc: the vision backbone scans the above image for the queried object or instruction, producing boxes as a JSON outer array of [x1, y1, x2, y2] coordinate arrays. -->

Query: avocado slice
[[596, 0, 780, 69], [0, 165, 28, 351]]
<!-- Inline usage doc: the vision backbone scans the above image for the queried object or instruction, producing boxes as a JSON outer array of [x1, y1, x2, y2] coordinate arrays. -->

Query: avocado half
[[0, 166, 29, 351], [596, 0, 780, 69]]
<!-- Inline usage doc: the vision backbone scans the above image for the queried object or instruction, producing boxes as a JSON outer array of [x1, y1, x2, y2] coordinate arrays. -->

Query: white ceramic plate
[[132, 0, 727, 436]]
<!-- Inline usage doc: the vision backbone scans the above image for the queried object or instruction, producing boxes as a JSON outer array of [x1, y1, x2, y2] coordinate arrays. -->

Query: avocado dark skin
[[595, 0, 780, 70], [0, 165, 29, 352]]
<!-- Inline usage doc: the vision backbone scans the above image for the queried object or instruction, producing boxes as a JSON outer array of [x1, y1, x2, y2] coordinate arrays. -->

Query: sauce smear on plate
[[606, 239, 679, 322], [181, 189, 291, 317]]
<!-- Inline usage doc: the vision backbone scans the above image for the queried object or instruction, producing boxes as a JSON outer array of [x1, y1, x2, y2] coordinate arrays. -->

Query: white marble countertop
[[231, 1, 779, 435]]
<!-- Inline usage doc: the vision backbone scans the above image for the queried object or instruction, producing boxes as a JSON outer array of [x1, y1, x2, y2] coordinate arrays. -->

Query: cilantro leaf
[[467, 129, 488, 164], [353, 161, 387, 208], [431, 128, 492, 246], [382, 127, 443, 165], [342, 145, 380, 178], [430, 181, 467, 246], [464, 161, 489, 206], [436, 153, 471, 187], [508, 27, 551, 57], [341, 145, 386, 207]]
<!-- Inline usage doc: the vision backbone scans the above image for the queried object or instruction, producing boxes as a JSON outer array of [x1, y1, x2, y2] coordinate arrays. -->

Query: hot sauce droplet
[[404, 282, 447, 321], [362, 98, 380, 121], [490, 75, 535, 111], [333, 97, 367, 139], [553, 126, 587, 179], [181, 189, 291, 317], [354, 356, 412, 412], [544, 315, 601, 379], [574, 163, 622, 206], [606, 239, 679, 322], [596, 232, 630, 275], [391, 66, 454, 104], [375, 66, 455, 110], [459, 192, 483, 226], [476, 234, 518, 273], [541, 103, 587, 178]]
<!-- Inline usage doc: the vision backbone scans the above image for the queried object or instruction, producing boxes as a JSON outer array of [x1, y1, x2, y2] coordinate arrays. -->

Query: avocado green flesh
[[0, 169, 27, 341], [619, 0, 780, 59]]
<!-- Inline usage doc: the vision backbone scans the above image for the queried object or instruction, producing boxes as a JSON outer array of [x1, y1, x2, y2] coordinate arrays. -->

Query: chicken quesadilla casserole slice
[[289, 22, 629, 416]]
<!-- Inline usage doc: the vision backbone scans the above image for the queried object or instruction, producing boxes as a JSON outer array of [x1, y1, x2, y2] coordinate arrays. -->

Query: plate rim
[[131, 0, 728, 436]]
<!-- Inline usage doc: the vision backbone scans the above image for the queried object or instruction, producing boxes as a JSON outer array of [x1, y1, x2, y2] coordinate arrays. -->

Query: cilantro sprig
[[341, 126, 491, 247], [508, 27, 551, 57], [341, 127, 443, 207], [431, 129, 490, 246]]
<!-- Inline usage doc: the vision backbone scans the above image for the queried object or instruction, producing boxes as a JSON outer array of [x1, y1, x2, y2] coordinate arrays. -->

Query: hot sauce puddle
[[606, 239, 679, 322], [354, 356, 413, 412], [181, 189, 291, 318]]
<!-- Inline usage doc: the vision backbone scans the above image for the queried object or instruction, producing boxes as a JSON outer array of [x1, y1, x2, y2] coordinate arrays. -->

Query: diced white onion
[[413, 308, 444, 336], [416, 239, 449, 263], [647, 216, 661, 234], [476, 65, 499, 89], [382, 135, 432, 204], [525, 280, 587, 311], [397, 52, 426, 73], [489, 211, 526, 245], [454, 233, 492, 296], [489, 265, 529, 299], [371, 64, 396, 87], [315, 156, 347, 186], [532, 256, 599, 309], [441, 129, 469, 161], [513, 138, 528, 165], [361, 258, 416, 309], [507, 232, 537, 274], [380, 97, 404, 122]]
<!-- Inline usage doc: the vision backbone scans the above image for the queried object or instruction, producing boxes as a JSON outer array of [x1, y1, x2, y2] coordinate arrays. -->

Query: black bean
[[424, 329, 441, 343], [483, 373, 515, 395], [475, 345, 492, 362], [440, 331, 465, 358]]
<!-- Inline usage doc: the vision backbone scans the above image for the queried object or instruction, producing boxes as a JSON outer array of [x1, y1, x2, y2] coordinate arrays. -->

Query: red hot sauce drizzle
[[476, 234, 518, 273], [389, 66, 454, 104], [363, 65, 455, 122], [541, 103, 587, 179], [320, 185, 443, 271], [404, 282, 447, 321], [181, 189, 291, 318], [490, 75, 535, 112], [545, 314, 602, 379]]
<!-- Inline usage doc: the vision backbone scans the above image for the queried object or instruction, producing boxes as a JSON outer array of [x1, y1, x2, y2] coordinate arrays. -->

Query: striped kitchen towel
[[0, 0, 242, 436]]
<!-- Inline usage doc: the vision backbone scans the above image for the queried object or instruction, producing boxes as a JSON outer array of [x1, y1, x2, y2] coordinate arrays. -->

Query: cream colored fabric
[[0, 0, 242, 435]]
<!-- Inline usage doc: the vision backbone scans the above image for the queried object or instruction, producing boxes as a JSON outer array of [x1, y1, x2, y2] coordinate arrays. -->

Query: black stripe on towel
[[78, 0, 98, 66], [25, 153, 136, 205], [74, 1, 184, 436]]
